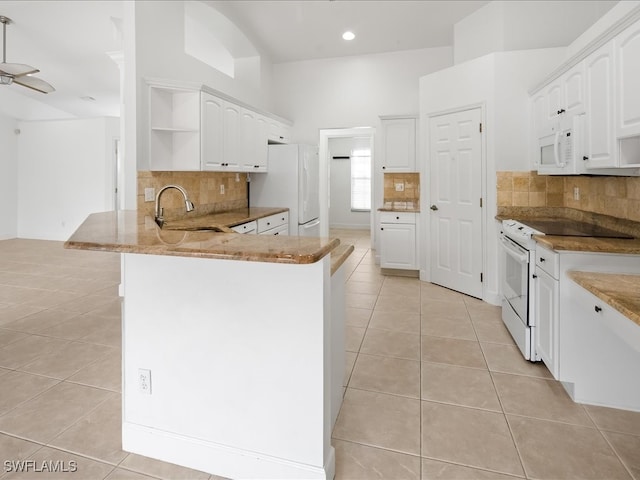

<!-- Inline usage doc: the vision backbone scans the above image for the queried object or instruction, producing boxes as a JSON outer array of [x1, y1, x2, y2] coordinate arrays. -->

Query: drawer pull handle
[[594, 305, 602, 313], [540, 257, 546, 262]]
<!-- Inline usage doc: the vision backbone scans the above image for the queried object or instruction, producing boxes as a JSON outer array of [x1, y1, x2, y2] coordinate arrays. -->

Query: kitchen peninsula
[[65, 210, 353, 480]]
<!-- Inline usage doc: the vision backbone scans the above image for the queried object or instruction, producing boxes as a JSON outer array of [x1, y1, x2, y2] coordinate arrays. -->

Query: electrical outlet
[[574, 187, 580, 201], [395, 182, 405, 192], [235, 173, 240, 182], [138, 368, 152, 394], [220, 184, 225, 195], [144, 187, 155, 202]]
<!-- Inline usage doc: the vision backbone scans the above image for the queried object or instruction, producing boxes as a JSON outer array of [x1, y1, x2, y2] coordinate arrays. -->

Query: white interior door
[[429, 108, 483, 299]]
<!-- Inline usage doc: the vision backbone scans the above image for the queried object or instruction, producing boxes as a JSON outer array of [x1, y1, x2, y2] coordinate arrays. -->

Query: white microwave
[[537, 115, 584, 175]]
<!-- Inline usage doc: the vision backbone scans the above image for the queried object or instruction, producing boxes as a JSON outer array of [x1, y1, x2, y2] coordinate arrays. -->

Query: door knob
[[430, 205, 438, 211]]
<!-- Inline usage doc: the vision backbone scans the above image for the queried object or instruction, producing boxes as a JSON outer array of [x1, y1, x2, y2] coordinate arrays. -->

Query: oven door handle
[[500, 236, 529, 263]]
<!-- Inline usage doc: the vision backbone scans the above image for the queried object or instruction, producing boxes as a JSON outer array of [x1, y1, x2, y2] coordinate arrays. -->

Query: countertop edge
[[331, 244, 355, 275], [567, 271, 640, 327]]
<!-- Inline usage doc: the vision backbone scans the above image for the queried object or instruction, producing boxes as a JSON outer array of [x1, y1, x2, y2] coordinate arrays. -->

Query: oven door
[[499, 234, 530, 323]]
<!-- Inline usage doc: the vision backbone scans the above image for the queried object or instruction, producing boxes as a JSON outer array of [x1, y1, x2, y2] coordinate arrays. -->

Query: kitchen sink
[[164, 225, 235, 233]]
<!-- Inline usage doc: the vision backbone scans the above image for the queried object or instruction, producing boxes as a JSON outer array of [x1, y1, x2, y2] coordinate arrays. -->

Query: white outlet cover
[[220, 184, 225, 194], [395, 183, 405, 192], [144, 187, 155, 202]]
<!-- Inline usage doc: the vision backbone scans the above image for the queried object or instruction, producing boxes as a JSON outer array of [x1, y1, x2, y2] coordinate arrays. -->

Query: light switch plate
[[395, 183, 405, 192]]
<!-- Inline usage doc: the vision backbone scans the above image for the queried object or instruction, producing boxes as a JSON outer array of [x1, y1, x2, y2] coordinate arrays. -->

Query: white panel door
[[616, 18, 640, 138], [429, 108, 482, 299], [201, 93, 224, 170]]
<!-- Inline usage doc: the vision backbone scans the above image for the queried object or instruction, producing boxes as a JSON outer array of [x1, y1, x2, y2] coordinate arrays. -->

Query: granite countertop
[[330, 244, 354, 275], [567, 271, 640, 327], [378, 201, 420, 212], [64, 210, 341, 265], [496, 207, 640, 254]]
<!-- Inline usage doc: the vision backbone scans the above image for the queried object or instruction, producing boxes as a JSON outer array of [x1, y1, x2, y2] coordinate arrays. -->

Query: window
[[351, 148, 371, 211]]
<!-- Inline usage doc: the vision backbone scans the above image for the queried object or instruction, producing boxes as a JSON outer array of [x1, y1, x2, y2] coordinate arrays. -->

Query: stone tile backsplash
[[497, 171, 640, 222], [137, 171, 248, 220], [383, 172, 420, 203]]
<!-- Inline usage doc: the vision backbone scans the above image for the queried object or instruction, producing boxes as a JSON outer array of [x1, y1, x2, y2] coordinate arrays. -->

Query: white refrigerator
[[250, 144, 320, 237]]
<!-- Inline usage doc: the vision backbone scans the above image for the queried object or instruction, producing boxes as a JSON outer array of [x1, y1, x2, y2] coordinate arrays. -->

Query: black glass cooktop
[[522, 219, 634, 239]]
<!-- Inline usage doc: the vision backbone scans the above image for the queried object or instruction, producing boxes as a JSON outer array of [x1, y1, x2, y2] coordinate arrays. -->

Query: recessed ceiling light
[[342, 31, 355, 41]]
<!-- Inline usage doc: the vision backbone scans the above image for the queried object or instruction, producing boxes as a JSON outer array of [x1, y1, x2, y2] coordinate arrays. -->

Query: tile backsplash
[[383, 172, 420, 203], [497, 171, 640, 222], [137, 171, 248, 220]]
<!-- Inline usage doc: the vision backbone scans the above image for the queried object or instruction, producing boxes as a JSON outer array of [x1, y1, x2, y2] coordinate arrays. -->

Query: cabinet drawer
[[257, 212, 289, 233], [380, 212, 416, 224], [231, 220, 257, 234], [536, 245, 559, 278], [259, 223, 288, 236]]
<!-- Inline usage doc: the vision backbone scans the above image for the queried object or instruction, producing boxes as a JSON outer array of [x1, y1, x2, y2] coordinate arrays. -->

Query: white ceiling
[[0, 0, 621, 122]]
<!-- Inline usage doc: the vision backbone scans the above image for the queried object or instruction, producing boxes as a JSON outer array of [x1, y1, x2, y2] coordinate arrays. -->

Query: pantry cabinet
[[379, 212, 417, 269], [379, 116, 416, 172]]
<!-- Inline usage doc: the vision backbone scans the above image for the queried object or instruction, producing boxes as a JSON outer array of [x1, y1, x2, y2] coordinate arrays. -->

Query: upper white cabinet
[[201, 92, 224, 170], [380, 116, 417, 172], [148, 85, 201, 171], [584, 40, 616, 169], [149, 81, 292, 172], [530, 12, 640, 174], [615, 18, 640, 167]]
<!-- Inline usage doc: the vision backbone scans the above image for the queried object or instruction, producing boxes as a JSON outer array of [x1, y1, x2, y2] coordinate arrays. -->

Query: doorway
[[328, 136, 372, 230], [319, 127, 375, 240]]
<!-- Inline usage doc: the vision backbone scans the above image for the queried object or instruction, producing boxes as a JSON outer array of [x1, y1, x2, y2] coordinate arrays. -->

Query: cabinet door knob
[[558, 109, 565, 114], [396, 216, 400, 220], [540, 257, 546, 262], [583, 156, 589, 161], [430, 205, 438, 211], [594, 305, 602, 313], [382, 166, 386, 170], [381, 227, 384, 231], [532, 274, 537, 279]]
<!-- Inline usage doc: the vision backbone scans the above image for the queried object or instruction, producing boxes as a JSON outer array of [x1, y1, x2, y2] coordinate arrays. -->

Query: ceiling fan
[[0, 15, 55, 94]]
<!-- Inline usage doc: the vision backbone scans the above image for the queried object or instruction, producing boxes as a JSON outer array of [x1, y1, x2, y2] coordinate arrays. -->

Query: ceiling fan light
[[0, 74, 13, 85]]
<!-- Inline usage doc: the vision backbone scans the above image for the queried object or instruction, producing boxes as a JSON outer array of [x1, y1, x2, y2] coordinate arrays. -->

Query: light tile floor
[[0, 233, 638, 479]]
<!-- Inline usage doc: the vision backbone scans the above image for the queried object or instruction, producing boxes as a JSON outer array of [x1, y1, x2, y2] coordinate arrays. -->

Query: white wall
[[272, 47, 453, 144], [0, 113, 19, 240], [17, 118, 120, 241], [419, 49, 565, 304], [329, 137, 371, 229], [131, 1, 276, 173]]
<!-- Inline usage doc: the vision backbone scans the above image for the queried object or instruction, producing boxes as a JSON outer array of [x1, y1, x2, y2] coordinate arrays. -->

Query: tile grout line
[[463, 298, 531, 479]]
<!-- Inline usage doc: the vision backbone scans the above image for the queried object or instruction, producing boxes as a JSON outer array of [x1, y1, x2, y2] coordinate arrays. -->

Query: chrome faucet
[[154, 184, 195, 228]]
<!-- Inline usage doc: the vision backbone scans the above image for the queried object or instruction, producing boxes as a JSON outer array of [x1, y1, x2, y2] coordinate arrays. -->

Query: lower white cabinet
[[563, 279, 640, 411], [231, 220, 257, 234], [534, 265, 559, 378], [379, 212, 417, 270], [257, 212, 289, 235]]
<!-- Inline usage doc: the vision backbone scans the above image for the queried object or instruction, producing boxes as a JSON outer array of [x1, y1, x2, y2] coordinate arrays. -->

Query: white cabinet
[[615, 18, 640, 168], [240, 111, 269, 172], [201, 92, 224, 171], [257, 212, 289, 235], [151, 82, 292, 173], [533, 245, 559, 378], [532, 62, 585, 140], [563, 279, 640, 411], [584, 40, 616, 169], [231, 220, 257, 234], [379, 212, 417, 269], [380, 116, 416, 172], [148, 85, 200, 171]]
